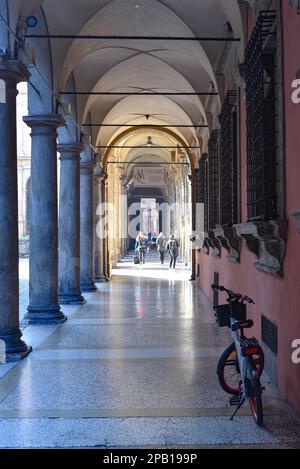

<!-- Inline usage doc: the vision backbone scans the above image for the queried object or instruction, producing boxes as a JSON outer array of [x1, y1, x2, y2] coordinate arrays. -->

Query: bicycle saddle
[[231, 319, 254, 332]]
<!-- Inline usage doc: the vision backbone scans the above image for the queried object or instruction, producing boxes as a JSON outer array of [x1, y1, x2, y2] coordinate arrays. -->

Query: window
[[192, 168, 200, 233], [245, 11, 278, 221], [208, 130, 220, 229], [198, 154, 208, 233], [219, 90, 238, 226]]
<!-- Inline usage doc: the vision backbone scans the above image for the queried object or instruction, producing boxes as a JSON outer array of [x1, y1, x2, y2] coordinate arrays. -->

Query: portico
[[0, 0, 300, 448]]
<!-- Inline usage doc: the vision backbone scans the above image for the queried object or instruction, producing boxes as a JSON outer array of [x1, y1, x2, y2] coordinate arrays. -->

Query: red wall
[[197, 2, 300, 413]]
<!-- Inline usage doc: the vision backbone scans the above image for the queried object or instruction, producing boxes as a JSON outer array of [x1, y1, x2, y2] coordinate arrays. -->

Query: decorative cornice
[[291, 209, 300, 234], [0, 59, 30, 82], [214, 225, 240, 262], [202, 237, 210, 255], [234, 219, 288, 277], [208, 230, 221, 257]]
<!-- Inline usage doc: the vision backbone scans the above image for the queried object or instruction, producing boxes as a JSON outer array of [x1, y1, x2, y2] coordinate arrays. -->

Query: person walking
[[156, 232, 166, 265], [135, 232, 148, 264], [166, 235, 179, 269]]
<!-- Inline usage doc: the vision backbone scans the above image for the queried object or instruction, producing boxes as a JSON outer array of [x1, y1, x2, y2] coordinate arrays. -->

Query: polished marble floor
[[0, 255, 299, 448]]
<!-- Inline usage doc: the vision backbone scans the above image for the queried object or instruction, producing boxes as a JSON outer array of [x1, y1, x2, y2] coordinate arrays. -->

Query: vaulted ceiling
[[7, 0, 245, 164]]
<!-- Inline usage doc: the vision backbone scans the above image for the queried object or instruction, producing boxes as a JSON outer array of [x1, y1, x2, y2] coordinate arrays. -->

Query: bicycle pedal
[[229, 396, 240, 406]]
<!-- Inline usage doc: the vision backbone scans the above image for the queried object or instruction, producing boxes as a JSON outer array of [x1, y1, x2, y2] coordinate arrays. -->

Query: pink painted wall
[[197, 2, 300, 413]]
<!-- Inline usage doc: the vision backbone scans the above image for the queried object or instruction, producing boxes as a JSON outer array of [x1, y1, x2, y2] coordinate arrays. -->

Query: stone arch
[[26, 5, 57, 115], [101, 126, 197, 172], [57, 73, 81, 144]]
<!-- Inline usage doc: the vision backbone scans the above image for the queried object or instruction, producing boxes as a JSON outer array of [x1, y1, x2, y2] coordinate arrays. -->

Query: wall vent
[[213, 272, 219, 306], [261, 315, 278, 355]]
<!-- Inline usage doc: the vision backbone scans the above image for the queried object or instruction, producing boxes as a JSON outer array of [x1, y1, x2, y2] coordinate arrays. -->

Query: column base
[[80, 281, 98, 292], [24, 305, 67, 325], [59, 292, 87, 305], [94, 275, 107, 283], [0, 330, 32, 363]]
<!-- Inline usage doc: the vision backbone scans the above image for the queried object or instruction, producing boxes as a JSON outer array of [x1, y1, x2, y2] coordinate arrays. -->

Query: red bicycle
[[212, 284, 265, 426]]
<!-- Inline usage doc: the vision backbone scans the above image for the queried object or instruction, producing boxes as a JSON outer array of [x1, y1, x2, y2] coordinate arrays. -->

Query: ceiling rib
[[26, 34, 240, 42], [97, 145, 201, 149], [106, 161, 189, 165], [83, 124, 208, 128]]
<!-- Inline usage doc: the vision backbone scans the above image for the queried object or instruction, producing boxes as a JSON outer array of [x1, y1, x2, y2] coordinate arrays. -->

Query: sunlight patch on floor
[[112, 259, 190, 281]]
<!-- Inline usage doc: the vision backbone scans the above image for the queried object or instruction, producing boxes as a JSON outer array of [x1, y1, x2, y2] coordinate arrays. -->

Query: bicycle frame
[[230, 320, 257, 399]]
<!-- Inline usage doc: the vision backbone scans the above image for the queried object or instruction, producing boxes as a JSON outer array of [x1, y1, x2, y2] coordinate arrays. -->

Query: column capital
[[101, 172, 108, 182], [0, 59, 30, 83], [58, 143, 84, 160], [80, 161, 97, 173], [80, 145, 96, 171], [23, 114, 65, 129], [94, 164, 104, 179], [80, 143, 94, 159]]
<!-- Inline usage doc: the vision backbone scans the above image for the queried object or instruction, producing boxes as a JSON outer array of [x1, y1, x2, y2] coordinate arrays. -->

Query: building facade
[[196, 1, 300, 414], [0, 0, 299, 418]]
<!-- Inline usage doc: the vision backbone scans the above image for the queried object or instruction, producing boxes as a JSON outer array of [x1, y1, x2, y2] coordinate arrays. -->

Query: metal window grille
[[198, 154, 208, 232], [192, 168, 200, 232], [208, 130, 220, 229], [245, 11, 278, 221], [193, 169, 200, 203], [219, 90, 238, 226], [213, 272, 219, 306]]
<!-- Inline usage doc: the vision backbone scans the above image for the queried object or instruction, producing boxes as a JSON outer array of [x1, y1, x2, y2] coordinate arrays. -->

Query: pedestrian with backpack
[[156, 232, 167, 265], [135, 232, 148, 265], [166, 235, 179, 269]]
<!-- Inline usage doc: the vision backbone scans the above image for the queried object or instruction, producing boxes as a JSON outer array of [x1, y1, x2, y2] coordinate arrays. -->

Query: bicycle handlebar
[[211, 284, 228, 293], [211, 284, 255, 304], [211, 284, 233, 296], [243, 295, 255, 304]]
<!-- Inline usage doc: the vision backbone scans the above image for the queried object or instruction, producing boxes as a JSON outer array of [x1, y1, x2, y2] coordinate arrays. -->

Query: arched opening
[[1, 0, 300, 449], [100, 125, 195, 274]]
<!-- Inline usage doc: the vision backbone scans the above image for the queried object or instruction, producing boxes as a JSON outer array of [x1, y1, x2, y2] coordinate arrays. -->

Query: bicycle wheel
[[217, 342, 264, 396], [247, 367, 264, 427], [252, 345, 265, 376], [217, 342, 241, 395]]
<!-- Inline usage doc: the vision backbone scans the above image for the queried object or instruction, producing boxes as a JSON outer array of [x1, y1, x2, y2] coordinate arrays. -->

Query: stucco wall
[[197, 2, 300, 414]]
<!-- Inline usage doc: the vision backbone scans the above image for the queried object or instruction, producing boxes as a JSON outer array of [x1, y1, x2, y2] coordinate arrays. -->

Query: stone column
[[102, 174, 110, 280], [58, 144, 86, 304], [80, 146, 97, 291], [23, 114, 66, 324], [94, 164, 106, 282], [107, 172, 115, 267], [189, 174, 196, 281], [0, 59, 31, 360], [120, 181, 128, 257]]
